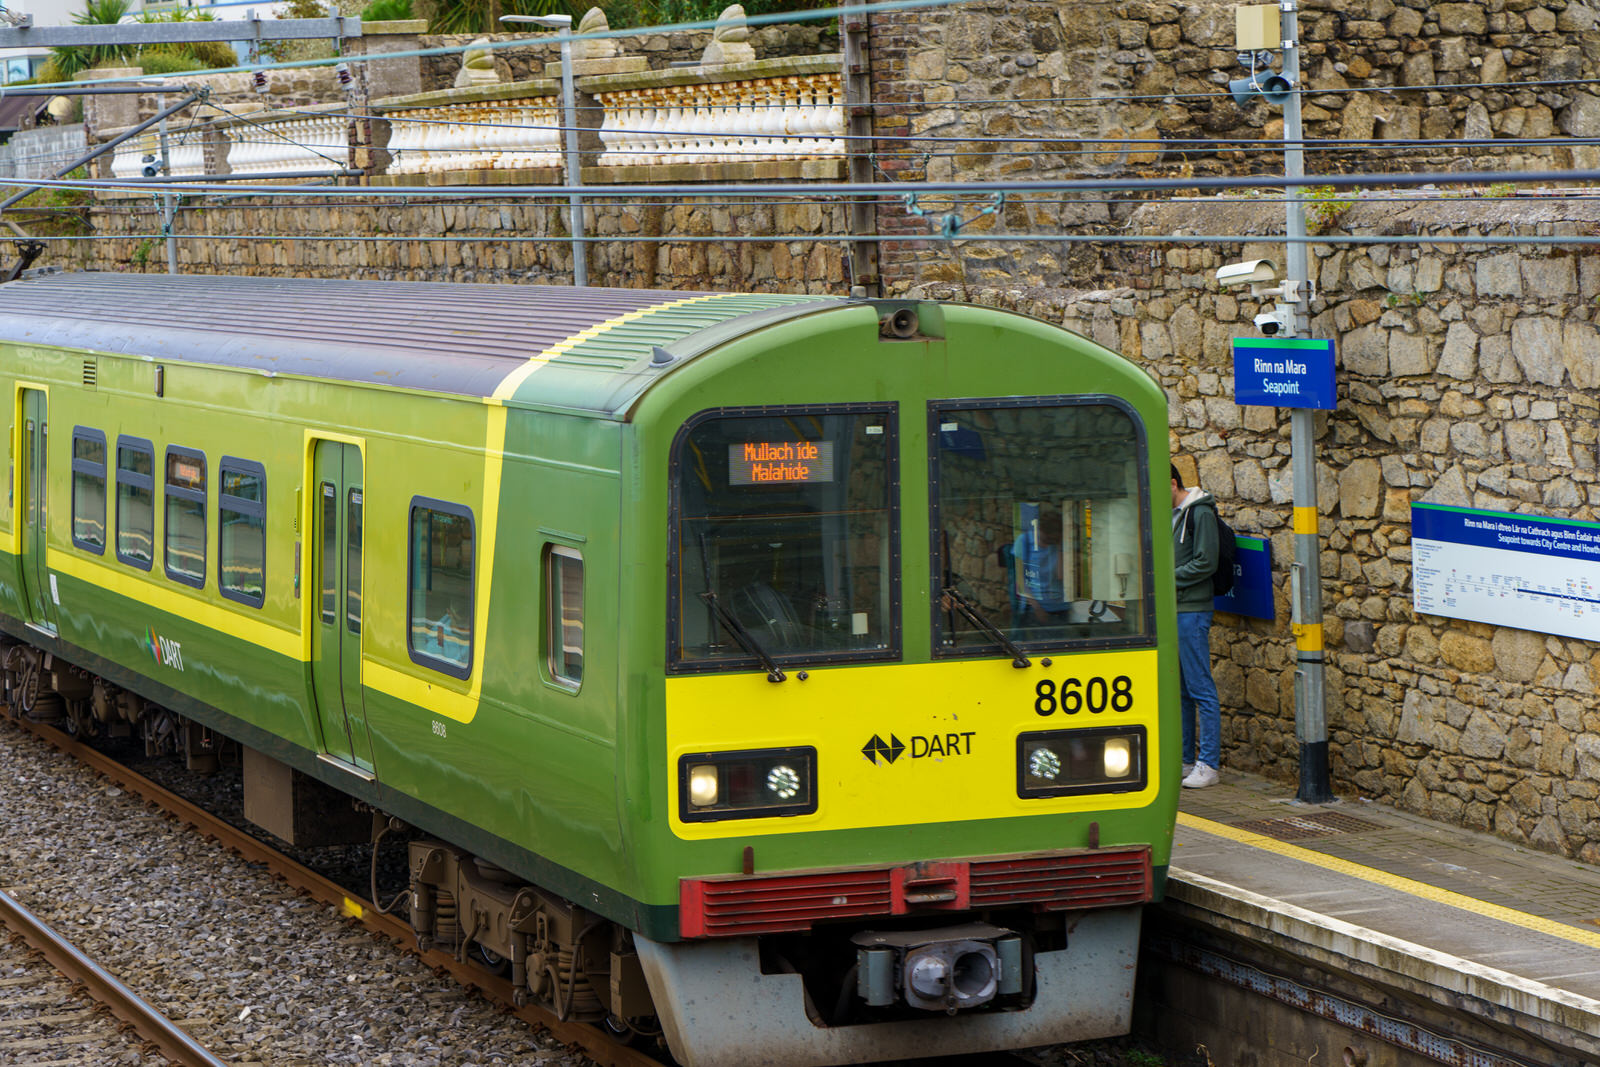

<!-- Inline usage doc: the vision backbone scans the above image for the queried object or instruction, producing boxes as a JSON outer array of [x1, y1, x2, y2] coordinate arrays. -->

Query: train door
[[310, 440, 373, 773], [18, 389, 56, 634]]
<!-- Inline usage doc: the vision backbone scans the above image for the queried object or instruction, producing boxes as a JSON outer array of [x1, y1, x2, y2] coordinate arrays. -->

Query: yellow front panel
[[666, 649, 1161, 840]]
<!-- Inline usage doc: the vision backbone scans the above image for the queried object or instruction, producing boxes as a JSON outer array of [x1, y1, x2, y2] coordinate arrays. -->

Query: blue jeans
[[1178, 610, 1221, 768]]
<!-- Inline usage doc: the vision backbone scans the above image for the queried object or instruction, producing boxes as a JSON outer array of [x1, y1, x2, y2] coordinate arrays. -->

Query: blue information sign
[[1413, 502, 1600, 640], [1215, 533, 1273, 619], [1233, 337, 1336, 410]]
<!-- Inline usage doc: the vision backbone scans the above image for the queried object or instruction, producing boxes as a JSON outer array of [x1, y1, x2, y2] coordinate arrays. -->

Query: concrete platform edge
[[1166, 867, 1600, 1059]]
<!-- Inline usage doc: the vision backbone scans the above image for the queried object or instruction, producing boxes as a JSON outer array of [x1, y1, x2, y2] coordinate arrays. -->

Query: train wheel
[[601, 1014, 666, 1051], [470, 942, 512, 977]]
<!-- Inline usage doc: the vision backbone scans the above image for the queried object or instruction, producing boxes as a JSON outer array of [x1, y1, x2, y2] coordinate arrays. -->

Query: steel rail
[[0, 884, 230, 1067], [5, 715, 664, 1067]]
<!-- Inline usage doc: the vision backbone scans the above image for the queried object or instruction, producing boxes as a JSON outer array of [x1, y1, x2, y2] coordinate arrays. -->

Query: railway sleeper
[[406, 841, 650, 1025]]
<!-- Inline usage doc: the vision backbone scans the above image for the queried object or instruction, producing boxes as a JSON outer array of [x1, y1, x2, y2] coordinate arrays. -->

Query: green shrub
[[602, 0, 831, 29], [1302, 183, 1354, 236], [134, 51, 205, 75], [362, 0, 415, 20]]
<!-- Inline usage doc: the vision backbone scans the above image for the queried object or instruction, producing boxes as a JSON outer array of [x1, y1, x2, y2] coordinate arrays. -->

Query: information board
[[1412, 502, 1600, 640], [1233, 337, 1337, 410]]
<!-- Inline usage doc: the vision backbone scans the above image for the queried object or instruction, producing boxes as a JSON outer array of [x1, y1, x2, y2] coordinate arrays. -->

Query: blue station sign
[[1215, 533, 1273, 619], [1233, 337, 1337, 410]]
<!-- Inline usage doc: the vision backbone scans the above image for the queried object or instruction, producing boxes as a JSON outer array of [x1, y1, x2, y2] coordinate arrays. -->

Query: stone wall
[[0, 124, 87, 180], [866, 0, 1600, 292], [77, 196, 847, 292], [912, 195, 1600, 864]]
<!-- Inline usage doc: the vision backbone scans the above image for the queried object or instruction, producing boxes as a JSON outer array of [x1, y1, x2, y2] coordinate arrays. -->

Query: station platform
[[1159, 770, 1600, 1063]]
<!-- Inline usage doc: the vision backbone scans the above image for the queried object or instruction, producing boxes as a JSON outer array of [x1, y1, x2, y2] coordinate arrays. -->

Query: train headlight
[[1017, 727, 1146, 798], [688, 765, 720, 807], [1104, 736, 1131, 778], [678, 747, 818, 822], [766, 764, 801, 799], [1026, 747, 1062, 782]]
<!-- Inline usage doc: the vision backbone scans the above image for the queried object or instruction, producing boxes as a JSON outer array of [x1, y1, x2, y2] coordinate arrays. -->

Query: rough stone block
[[1474, 253, 1522, 297], [1341, 323, 1389, 376], [1338, 457, 1383, 518], [1510, 316, 1567, 386]]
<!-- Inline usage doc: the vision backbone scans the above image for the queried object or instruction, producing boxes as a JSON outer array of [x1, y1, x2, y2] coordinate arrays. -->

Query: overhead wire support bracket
[[903, 190, 1004, 239]]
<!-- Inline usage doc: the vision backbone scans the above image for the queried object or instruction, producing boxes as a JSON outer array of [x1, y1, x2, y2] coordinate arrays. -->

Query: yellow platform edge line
[[1177, 812, 1600, 950]]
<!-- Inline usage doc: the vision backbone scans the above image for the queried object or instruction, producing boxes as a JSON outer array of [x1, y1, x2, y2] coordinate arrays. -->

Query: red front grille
[[680, 869, 893, 937], [680, 847, 1152, 938], [970, 848, 1151, 909]]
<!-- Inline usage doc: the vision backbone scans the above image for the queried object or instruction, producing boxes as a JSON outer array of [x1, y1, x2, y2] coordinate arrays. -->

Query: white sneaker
[[1182, 762, 1195, 778], [1182, 762, 1219, 789]]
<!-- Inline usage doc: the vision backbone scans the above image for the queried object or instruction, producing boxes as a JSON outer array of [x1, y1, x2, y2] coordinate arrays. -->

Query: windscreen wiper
[[940, 582, 1031, 669], [700, 591, 787, 682]]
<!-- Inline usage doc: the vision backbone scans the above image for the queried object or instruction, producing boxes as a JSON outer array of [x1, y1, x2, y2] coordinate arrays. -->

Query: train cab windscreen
[[931, 398, 1152, 654], [670, 406, 898, 671]]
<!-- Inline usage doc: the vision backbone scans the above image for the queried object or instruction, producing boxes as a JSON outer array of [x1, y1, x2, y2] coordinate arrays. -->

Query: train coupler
[[852, 922, 1022, 1013]]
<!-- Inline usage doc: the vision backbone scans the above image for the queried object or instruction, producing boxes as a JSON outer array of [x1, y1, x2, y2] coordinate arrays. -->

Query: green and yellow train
[[0, 272, 1179, 1066]]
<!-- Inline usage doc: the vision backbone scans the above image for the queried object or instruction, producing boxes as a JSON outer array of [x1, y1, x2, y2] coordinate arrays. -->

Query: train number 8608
[[1033, 676, 1134, 716]]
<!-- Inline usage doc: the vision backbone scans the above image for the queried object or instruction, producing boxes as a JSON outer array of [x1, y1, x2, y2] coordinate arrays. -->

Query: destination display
[[1412, 502, 1600, 640], [1233, 337, 1337, 410], [728, 440, 836, 485]]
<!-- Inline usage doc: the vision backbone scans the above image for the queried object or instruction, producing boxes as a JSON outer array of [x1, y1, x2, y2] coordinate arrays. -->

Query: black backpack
[[1211, 511, 1239, 596]]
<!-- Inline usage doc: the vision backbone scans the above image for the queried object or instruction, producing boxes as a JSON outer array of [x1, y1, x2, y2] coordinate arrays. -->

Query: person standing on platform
[[1172, 462, 1222, 789]]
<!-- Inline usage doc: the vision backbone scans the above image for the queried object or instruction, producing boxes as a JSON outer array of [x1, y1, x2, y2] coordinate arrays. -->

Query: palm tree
[[42, 0, 133, 83]]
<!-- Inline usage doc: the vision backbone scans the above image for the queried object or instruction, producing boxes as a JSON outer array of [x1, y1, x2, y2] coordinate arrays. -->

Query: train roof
[[0, 273, 844, 414]]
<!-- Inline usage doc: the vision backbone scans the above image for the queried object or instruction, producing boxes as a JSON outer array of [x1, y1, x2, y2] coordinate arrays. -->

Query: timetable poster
[[1412, 502, 1600, 641]]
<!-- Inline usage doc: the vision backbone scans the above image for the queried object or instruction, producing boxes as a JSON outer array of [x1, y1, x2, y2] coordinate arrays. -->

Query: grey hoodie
[[1173, 487, 1219, 612]]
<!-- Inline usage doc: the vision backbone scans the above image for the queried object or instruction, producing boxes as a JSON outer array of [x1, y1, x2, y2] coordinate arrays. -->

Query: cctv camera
[[1216, 259, 1279, 288], [1254, 305, 1293, 336]]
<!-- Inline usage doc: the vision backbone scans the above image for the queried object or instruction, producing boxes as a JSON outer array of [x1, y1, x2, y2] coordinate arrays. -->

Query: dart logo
[[863, 731, 975, 765], [147, 627, 185, 671], [862, 733, 905, 765]]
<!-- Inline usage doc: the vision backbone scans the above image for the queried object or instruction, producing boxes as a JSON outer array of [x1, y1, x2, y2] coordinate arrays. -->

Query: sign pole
[[1279, 0, 1332, 803]]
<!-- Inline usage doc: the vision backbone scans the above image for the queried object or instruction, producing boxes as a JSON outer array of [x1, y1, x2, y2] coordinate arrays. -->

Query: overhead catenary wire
[[18, 163, 1600, 199], [20, 230, 1600, 249]]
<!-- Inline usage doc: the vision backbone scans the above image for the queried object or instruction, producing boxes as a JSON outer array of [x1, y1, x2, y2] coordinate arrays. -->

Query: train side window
[[546, 545, 583, 689], [218, 457, 265, 608], [115, 436, 155, 571], [407, 498, 473, 679], [164, 446, 206, 589], [71, 427, 107, 554]]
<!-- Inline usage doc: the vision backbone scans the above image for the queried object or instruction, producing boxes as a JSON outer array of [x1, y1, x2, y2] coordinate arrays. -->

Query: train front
[[626, 299, 1178, 1066]]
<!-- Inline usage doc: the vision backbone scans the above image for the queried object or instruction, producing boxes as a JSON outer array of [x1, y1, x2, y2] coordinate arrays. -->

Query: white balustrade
[[595, 72, 845, 168], [221, 114, 347, 177], [95, 66, 845, 186], [107, 132, 211, 181], [383, 98, 561, 176]]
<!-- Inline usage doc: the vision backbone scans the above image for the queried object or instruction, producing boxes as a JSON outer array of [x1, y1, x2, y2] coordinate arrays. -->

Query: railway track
[[0, 887, 218, 1067], [1, 713, 661, 1067]]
